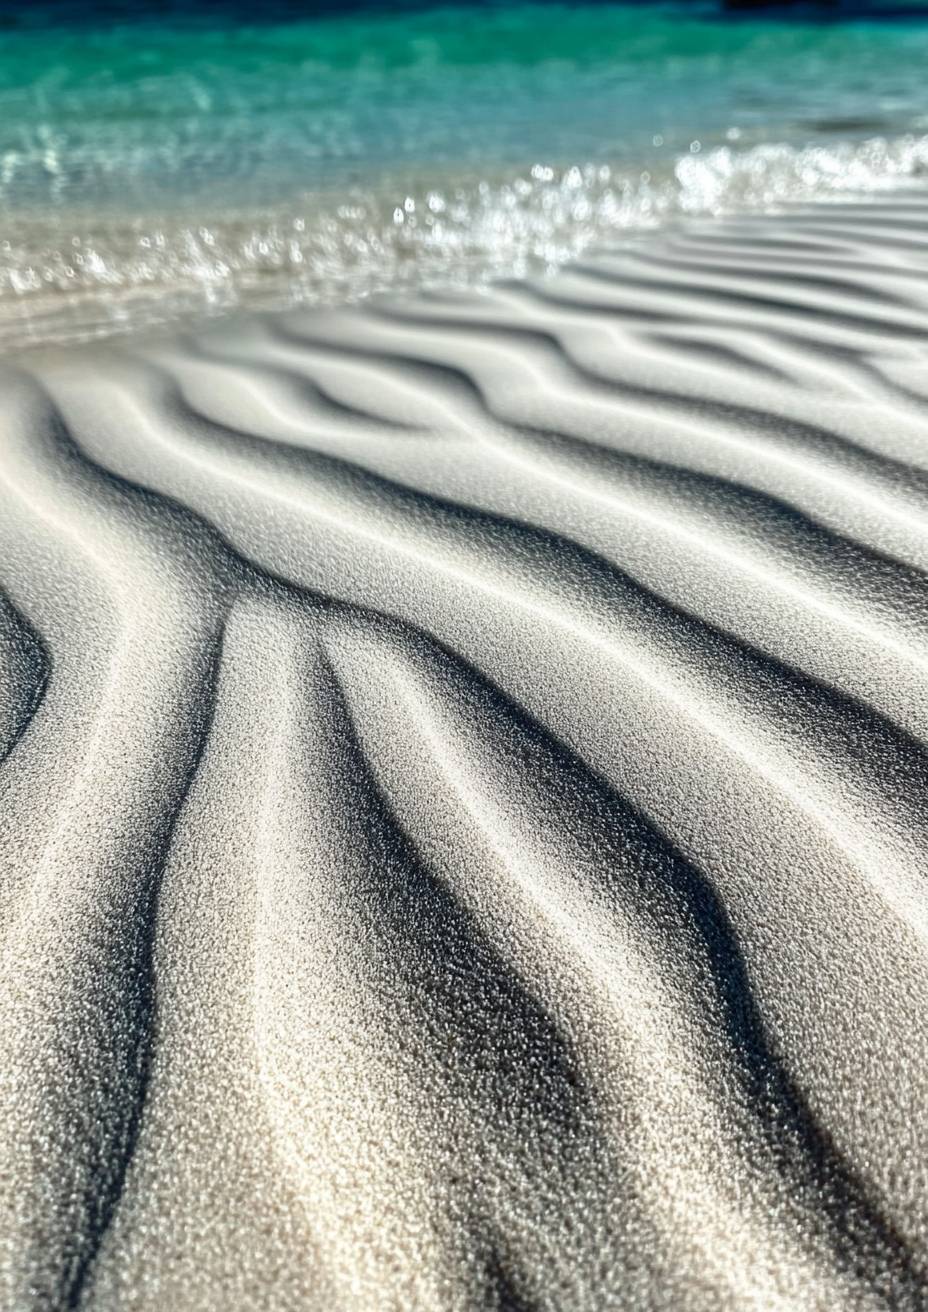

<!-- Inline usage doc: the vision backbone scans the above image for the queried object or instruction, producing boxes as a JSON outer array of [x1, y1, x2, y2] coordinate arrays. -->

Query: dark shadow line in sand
[[63, 627, 225, 1311], [500, 413, 928, 611], [638, 329, 795, 383], [667, 232, 860, 256], [624, 248, 922, 311], [318, 649, 599, 1140], [164, 334, 424, 435], [0, 589, 51, 770], [660, 241, 928, 280], [770, 221, 928, 256], [787, 210, 928, 233], [305, 648, 621, 1306], [480, 1241, 542, 1312]]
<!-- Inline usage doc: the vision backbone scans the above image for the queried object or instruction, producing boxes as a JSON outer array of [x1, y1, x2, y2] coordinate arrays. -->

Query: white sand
[[2, 196, 928, 1310]]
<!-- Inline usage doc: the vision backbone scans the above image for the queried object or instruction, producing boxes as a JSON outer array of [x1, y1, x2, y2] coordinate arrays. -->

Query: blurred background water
[[1, 0, 927, 345]]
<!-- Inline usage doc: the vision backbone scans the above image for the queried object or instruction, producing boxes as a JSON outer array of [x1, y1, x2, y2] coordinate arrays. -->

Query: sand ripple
[[2, 198, 928, 1310]]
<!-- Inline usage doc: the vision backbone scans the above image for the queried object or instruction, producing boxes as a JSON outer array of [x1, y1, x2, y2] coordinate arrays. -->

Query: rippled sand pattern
[[3, 197, 928, 1310]]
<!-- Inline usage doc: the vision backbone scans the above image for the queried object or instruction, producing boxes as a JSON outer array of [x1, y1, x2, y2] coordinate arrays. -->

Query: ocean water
[[2, 0, 927, 346]]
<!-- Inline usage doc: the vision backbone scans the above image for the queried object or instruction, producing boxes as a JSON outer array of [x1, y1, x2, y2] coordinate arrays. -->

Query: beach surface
[[3, 194, 928, 1309]]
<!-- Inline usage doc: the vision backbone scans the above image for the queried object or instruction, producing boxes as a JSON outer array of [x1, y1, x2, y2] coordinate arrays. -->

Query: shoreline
[[3, 126, 928, 356]]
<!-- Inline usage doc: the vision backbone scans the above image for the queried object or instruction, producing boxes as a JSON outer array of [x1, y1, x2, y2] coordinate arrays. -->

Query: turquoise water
[[2, 0, 927, 344]]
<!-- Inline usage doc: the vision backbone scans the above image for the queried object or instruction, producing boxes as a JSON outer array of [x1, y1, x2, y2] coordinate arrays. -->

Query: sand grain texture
[[2, 198, 928, 1310]]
